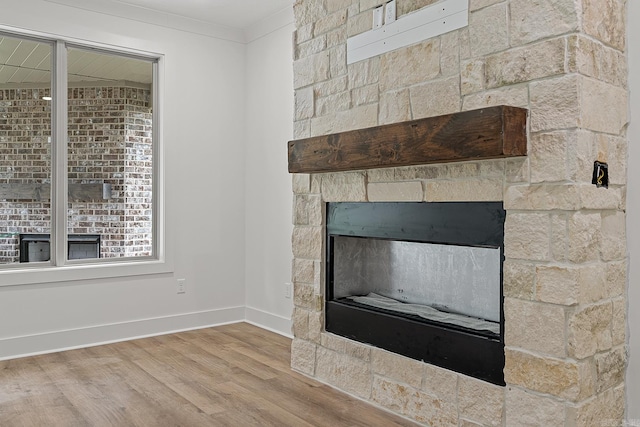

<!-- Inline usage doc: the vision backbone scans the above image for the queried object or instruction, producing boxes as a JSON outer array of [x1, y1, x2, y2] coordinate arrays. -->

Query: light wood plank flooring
[[0, 322, 417, 426]]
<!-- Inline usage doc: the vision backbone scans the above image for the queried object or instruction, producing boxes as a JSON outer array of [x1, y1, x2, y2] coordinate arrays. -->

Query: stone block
[[294, 51, 330, 89], [308, 311, 323, 343], [297, 36, 327, 60], [321, 171, 367, 201], [329, 44, 347, 78], [422, 364, 458, 402], [479, 160, 506, 177], [606, 261, 626, 299], [485, 37, 566, 88], [344, 339, 372, 362], [379, 40, 440, 92], [504, 348, 582, 401], [504, 212, 550, 261], [368, 181, 423, 201], [462, 85, 529, 111], [461, 59, 485, 95], [314, 76, 348, 98], [293, 283, 316, 310], [425, 179, 503, 202], [321, 333, 347, 353], [323, 27, 344, 46], [295, 87, 314, 121], [601, 134, 627, 186], [503, 160, 528, 186], [397, 0, 440, 17], [612, 298, 626, 346], [535, 265, 578, 306], [551, 213, 568, 262], [292, 174, 311, 194], [348, 57, 380, 89], [292, 307, 310, 339], [291, 338, 316, 375], [505, 387, 565, 427], [291, 226, 322, 260], [293, 194, 310, 225], [566, 387, 625, 427], [577, 182, 625, 211], [372, 348, 424, 389], [410, 76, 461, 119], [316, 347, 372, 398], [468, 4, 508, 56], [568, 212, 600, 263], [457, 375, 504, 426], [469, 0, 503, 11], [509, 0, 579, 46], [352, 84, 379, 106], [504, 184, 579, 211], [311, 103, 378, 136], [394, 165, 439, 180], [529, 131, 572, 183], [295, 23, 314, 45], [568, 302, 613, 359], [316, 91, 351, 116], [568, 35, 627, 88], [366, 167, 395, 182], [379, 89, 411, 125], [529, 75, 580, 132], [347, 10, 372, 37], [504, 298, 566, 357], [570, 130, 597, 184], [293, 258, 314, 284], [580, 76, 628, 135], [326, 0, 357, 13], [576, 264, 607, 304], [600, 211, 626, 261], [440, 30, 460, 77], [371, 376, 412, 414], [582, 0, 626, 51], [405, 387, 458, 427], [595, 346, 626, 393], [315, 10, 347, 36], [294, 1, 327, 27], [293, 119, 311, 139], [503, 260, 535, 299]]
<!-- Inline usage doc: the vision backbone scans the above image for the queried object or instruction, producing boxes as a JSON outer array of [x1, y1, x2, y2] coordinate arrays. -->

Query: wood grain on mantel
[[288, 105, 527, 173]]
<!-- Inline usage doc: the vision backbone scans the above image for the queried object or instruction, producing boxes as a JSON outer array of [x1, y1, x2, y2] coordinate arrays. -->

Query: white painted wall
[[244, 22, 295, 335], [0, 0, 249, 357], [627, 0, 640, 418]]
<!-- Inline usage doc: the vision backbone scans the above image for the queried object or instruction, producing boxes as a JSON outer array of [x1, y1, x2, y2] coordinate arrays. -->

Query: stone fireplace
[[289, 0, 628, 425]]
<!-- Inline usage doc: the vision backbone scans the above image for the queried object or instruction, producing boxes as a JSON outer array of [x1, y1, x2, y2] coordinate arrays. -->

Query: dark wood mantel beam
[[288, 105, 527, 173]]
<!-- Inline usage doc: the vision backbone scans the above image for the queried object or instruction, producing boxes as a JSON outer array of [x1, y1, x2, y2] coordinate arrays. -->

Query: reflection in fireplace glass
[[332, 236, 501, 335]]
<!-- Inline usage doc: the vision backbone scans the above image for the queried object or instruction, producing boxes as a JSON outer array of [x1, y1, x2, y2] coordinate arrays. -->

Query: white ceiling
[[1, 0, 293, 86], [110, 0, 293, 30]]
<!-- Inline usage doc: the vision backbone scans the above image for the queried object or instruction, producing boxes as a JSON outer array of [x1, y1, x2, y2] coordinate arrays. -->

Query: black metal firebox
[[326, 202, 506, 386]]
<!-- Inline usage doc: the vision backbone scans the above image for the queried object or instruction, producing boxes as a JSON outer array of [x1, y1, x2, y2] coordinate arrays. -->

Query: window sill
[[0, 258, 172, 287]]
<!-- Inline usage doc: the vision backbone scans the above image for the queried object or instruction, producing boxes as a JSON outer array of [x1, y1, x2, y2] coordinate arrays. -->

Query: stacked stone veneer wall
[[290, 0, 628, 425], [0, 86, 152, 262]]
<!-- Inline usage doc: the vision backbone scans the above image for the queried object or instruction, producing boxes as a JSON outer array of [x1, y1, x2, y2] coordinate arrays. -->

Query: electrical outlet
[[373, 5, 384, 29], [284, 282, 292, 299], [384, 0, 396, 24], [177, 279, 186, 294]]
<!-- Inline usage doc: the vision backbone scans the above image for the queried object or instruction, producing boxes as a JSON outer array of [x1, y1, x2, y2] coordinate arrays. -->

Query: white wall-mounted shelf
[[347, 0, 469, 64]]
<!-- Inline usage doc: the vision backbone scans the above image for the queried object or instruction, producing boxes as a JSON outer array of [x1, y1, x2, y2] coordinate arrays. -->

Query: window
[[0, 29, 164, 283]]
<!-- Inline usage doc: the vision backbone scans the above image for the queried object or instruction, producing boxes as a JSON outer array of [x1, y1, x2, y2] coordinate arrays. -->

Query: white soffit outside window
[[347, 0, 469, 65]]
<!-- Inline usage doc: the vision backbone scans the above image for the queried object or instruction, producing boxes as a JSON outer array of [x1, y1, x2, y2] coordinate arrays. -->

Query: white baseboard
[[245, 306, 292, 338], [0, 306, 245, 361]]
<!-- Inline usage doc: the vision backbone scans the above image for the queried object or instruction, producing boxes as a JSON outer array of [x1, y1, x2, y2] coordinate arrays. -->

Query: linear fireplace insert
[[326, 202, 506, 385]]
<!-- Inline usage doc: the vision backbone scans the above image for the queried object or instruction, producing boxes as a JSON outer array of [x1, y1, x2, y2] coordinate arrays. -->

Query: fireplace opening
[[326, 202, 506, 385]]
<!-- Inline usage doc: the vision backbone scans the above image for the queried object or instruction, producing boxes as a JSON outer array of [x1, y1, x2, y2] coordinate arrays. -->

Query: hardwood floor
[[0, 322, 417, 426]]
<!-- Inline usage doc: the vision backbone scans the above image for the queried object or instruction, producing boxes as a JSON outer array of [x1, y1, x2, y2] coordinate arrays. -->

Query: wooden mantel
[[288, 105, 527, 173]]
